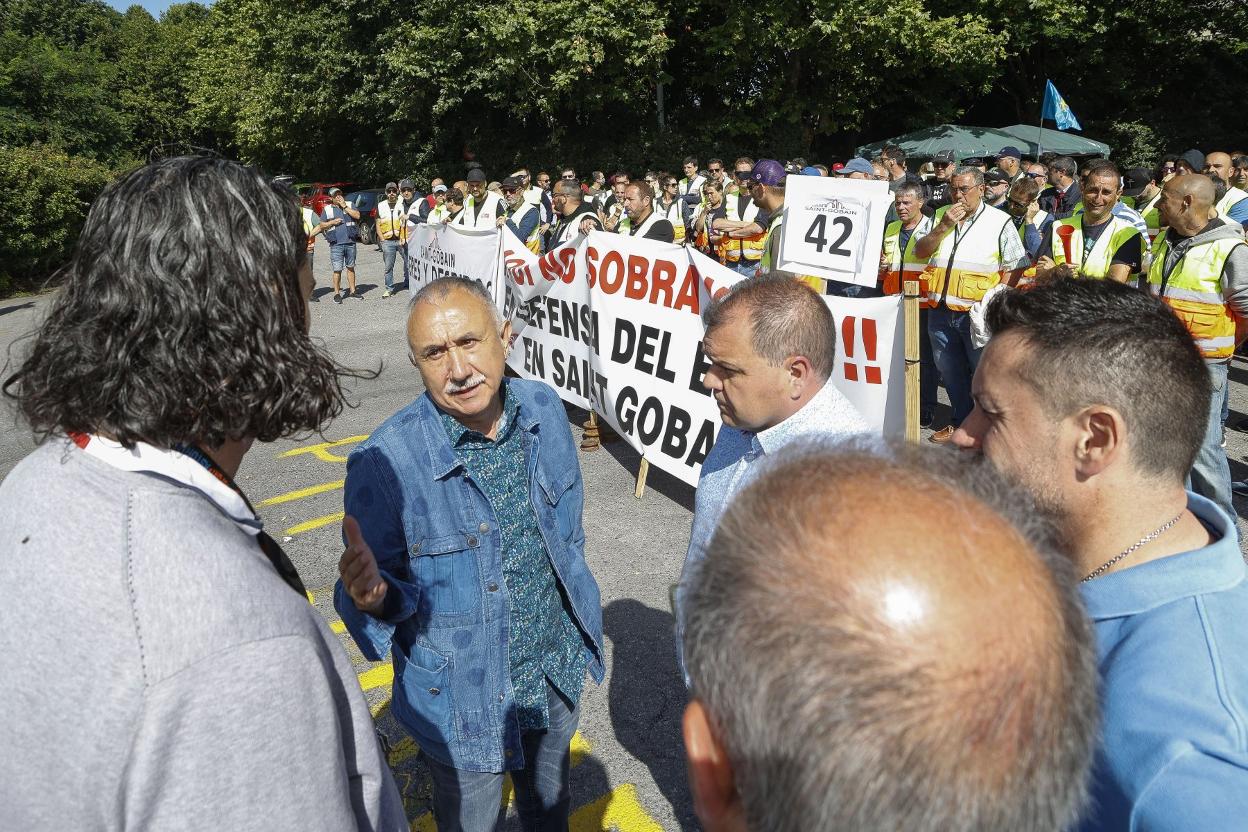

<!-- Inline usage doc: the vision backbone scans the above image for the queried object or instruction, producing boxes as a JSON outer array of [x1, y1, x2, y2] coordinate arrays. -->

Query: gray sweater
[[0, 441, 407, 831]]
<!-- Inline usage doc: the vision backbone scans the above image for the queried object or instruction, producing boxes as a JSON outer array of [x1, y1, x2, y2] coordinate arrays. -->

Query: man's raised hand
[[338, 515, 388, 615]]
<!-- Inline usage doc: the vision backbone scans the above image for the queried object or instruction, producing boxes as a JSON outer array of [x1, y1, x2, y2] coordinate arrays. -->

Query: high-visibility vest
[[1049, 214, 1143, 280], [653, 198, 686, 244], [1216, 186, 1248, 223], [1137, 192, 1163, 245], [721, 195, 766, 263], [376, 198, 407, 243], [1147, 233, 1245, 359], [428, 203, 449, 224], [691, 204, 722, 260], [923, 203, 1014, 312], [882, 216, 935, 308], [508, 202, 542, 253], [453, 193, 504, 229], [760, 211, 824, 291], [302, 207, 318, 252], [678, 175, 705, 200]]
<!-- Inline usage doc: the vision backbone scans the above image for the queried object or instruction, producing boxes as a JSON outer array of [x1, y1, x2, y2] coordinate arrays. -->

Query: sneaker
[[382, 287, 395, 298], [928, 425, 956, 444], [1233, 481, 1248, 497], [332, 292, 342, 304], [309, 293, 319, 303]]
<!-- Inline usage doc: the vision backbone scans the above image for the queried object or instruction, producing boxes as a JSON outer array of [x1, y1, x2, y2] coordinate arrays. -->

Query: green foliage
[[0, 144, 115, 292]]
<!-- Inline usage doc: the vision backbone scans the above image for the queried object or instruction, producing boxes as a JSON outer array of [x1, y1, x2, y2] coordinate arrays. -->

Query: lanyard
[[173, 442, 308, 598], [938, 204, 985, 308]]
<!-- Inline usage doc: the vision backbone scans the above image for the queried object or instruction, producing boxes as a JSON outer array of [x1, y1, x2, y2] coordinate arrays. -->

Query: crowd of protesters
[[2, 147, 1247, 832]]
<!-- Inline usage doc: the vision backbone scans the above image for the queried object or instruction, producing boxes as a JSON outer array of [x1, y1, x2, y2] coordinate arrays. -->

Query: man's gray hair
[[954, 166, 985, 185], [895, 180, 925, 201], [682, 438, 1099, 832], [703, 273, 836, 380], [409, 276, 501, 326], [555, 180, 582, 200], [1049, 156, 1078, 178]]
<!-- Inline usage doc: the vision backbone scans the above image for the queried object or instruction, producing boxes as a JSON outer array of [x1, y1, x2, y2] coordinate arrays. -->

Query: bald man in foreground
[[680, 440, 1099, 832]]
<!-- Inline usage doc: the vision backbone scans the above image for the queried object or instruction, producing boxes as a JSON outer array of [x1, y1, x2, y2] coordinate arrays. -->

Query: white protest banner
[[778, 176, 891, 288], [500, 228, 906, 487], [501, 229, 723, 486], [406, 223, 505, 308]]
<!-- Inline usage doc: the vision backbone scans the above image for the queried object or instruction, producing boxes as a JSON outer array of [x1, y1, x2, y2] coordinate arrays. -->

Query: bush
[[0, 144, 118, 295]]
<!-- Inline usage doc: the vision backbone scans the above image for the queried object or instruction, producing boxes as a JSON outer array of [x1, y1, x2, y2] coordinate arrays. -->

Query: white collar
[[69, 434, 262, 536]]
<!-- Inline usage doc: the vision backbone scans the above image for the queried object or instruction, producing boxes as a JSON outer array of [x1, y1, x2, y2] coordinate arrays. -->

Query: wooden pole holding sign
[[903, 279, 921, 443], [581, 411, 601, 451], [634, 459, 650, 499]]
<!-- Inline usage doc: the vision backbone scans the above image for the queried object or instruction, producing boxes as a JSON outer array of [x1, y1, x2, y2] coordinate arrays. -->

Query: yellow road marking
[[358, 662, 394, 692], [370, 696, 391, 719], [389, 736, 422, 767], [280, 435, 369, 463], [411, 813, 437, 832], [570, 784, 663, 832], [571, 730, 591, 765], [285, 511, 344, 536], [258, 479, 344, 507], [330, 620, 346, 634]]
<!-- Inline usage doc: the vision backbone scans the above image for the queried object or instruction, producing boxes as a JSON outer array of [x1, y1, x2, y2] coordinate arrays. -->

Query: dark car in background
[[298, 182, 357, 216], [345, 188, 386, 244]]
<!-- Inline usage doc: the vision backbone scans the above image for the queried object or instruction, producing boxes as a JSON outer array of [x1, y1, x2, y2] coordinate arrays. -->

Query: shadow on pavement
[[0, 302, 35, 318], [604, 598, 697, 831]]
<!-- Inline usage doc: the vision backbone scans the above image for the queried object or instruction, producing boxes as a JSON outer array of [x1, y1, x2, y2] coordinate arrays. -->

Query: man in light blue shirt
[[676, 273, 868, 670], [952, 278, 1248, 831]]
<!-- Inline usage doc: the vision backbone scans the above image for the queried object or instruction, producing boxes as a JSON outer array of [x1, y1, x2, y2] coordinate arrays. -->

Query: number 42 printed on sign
[[778, 176, 892, 289]]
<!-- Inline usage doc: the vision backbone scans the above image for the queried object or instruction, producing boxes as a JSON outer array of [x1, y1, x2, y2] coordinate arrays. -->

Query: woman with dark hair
[[0, 157, 406, 830]]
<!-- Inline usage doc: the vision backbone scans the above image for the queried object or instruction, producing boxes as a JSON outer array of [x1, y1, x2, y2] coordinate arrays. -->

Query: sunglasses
[[1024, 172, 1045, 179], [501, 188, 518, 194], [664, 181, 677, 187], [385, 189, 397, 194], [562, 174, 577, 179], [735, 170, 752, 179], [709, 167, 723, 173]]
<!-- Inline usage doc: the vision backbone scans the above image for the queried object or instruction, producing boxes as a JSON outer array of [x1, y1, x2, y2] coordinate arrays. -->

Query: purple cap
[[750, 159, 786, 186]]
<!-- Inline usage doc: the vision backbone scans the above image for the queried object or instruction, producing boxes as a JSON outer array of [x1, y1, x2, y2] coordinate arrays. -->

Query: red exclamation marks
[[862, 318, 881, 384], [842, 316, 858, 382], [842, 316, 883, 385]]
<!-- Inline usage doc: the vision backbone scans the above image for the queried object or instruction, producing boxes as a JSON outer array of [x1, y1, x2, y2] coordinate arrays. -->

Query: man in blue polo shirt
[[951, 278, 1248, 831]]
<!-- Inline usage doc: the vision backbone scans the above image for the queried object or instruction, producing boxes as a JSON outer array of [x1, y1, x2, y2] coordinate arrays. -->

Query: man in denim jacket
[[335, 276, 604, 831]]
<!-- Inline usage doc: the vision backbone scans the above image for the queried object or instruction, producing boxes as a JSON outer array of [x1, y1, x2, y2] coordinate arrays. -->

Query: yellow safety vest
[[882, 216, 935, 307], [376, 198, 407, 243], [453, 194, 504, 229], [618, 210, 670, 240], [653, 198, 686, 244], [1147, 234, 1244, 359], [760, 211, 824, 291], [507, 202, 542, 253], [1216, 186, 1248, 222], [301, 207, 318, 252], [721, 194, 766, 263], [1050, 214, 1143, 280], [923, 203, 1013, 312], [1137, 192, 1163, 245]]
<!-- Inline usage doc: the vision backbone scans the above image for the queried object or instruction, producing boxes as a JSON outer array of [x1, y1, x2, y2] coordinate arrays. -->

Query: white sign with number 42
[[778, 176, 892, 288]]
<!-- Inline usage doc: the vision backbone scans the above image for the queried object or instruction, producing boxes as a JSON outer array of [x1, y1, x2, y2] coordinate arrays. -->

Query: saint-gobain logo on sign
[[804, 196, 865, 216]]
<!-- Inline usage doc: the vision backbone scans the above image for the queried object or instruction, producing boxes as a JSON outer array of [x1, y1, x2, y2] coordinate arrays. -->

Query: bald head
[[1159, 174, 1218, 235], [681, 439, 1098, 832], [1166, 171, 1216, 206]]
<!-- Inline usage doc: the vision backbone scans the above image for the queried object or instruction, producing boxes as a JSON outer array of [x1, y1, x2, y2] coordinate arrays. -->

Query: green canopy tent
[[856, 123, 1110, 161]]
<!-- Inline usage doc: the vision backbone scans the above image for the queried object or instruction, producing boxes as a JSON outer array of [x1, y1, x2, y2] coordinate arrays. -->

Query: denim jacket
[[334, 379, 604, 772]]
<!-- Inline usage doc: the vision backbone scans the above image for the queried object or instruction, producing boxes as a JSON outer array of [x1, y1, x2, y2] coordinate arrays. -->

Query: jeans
[[730, 259, 759, 278], [381, 239, 401, 289], [927, 306, 981, 426], [919, 306, 938, 415], [1190, 360, 1236, 520], [329, 242, 356, 272], [825, 279, 882, 298], [423, 680, 580, 832]]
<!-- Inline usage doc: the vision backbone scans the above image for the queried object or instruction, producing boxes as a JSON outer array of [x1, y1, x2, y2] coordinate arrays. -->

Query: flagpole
[[1037, 83, 1044, 159]]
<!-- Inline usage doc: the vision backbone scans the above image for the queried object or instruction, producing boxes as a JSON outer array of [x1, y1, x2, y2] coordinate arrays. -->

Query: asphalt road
[[3, 239, 1247, 831]]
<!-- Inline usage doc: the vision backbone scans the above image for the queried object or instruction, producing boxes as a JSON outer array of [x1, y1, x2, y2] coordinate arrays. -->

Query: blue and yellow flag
[[1041, 80, 1082, 132]]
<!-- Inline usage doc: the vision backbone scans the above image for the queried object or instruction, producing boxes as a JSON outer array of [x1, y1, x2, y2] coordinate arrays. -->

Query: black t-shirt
[[925, 181, 951, 213], [1038, 216, 1142, 271], [630, 216, 675, 243], [554, 203, 602, 241]]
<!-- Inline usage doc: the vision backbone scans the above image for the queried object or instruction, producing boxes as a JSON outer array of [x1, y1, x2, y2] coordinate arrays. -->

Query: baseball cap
[[432, 183, 448, 193], [1179, 149, 1205, 171], [750, 159, 786, 186], [384, 181, 398, 191], [996, 145, 1022, 160], [800, 166, 821, 176], [961, 156, 985, 167], [466, 168, 487, 183], [837, 158, 875, 176], [984, 167, 1010, 185], [328, 187, 342, 196], [931, 149, 956, 165], [831, 162, 845, 173], [501, 175, 524, 190], [1122, 167, 1152, 197], [398, 178, 414, 190]]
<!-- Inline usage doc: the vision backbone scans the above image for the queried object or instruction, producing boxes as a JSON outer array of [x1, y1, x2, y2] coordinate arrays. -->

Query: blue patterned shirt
[[438, 383, 586, 729]]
